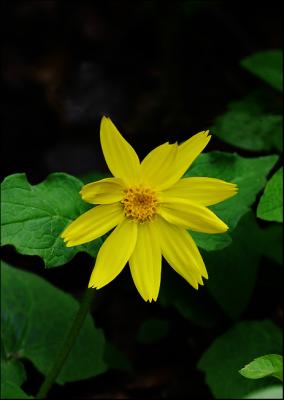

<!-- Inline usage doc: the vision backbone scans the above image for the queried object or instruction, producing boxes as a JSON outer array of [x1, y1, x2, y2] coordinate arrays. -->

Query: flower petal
[[80, 177, 125, 204], [88, 219, 137, 289], [61, 203, 124, 246], [177, 130, 211, 172], [139, 142, 178, 189], [100, 116, 140, 184], [139, 131, 211, 191], [154, 216, 207, 289], [129, 222, 162, 302], [161, 177, 238, 206], [157, 198, 228, 233]]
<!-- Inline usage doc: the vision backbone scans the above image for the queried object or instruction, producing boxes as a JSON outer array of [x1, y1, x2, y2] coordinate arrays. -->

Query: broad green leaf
[[137, 318, 170, 344], [244, 385, 283, 399], [1, 173, 103, 267], [240, 354, 283, 382], [257, 168, 283, 223], [204, 212, 281, 319], [211, 95, 282, 152], [198, 320, 282, 399], [1, 261, 106, 384], [185, 152, 278, 251], [1, 382, 33, 399], [241, 50, 283, 91]]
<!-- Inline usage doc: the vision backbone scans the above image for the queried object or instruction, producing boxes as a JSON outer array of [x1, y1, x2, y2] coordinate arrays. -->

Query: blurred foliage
[[103, 342, 132, 372], [240, 50, 283, 92], [211, 92, 282, 152], [197, 320, 282, 398], [137, 318, 170, 344]]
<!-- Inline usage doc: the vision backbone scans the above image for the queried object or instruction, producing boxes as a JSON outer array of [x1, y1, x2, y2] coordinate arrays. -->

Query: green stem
[[36, 288, 95, 399]]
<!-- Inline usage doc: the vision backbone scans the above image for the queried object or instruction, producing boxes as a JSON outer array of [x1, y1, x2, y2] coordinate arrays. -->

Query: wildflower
[[61, 116, 237, 301]]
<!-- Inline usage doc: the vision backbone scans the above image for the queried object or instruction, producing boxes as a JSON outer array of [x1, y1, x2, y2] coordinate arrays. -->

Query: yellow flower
[[61, 116, 238, 301]]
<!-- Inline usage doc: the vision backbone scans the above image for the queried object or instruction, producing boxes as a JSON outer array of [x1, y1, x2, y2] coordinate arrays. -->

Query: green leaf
[[137, 318, 170, 344], [257, 168, 283, 223], [211, 95, 282, 152], [197, 320, 282, 399], [1, 382, 33, 399], [1, 173, 103, 267], [244, 385, 283, 399], [1, 261, 106, 384], [240, 50, 283, 91], [240, 354, 283, 382], [185, 152, 278, 251]]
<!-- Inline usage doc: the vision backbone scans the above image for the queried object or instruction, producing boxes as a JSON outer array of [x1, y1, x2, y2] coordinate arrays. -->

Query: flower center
[[121, 186, 158, 222]]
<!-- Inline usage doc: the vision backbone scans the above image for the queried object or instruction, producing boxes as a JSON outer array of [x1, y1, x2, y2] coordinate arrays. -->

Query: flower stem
[[36, 288, 95, 399]]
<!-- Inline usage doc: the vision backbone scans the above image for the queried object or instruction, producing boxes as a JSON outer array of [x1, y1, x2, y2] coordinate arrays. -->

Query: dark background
[[1, 1, 282, 398]]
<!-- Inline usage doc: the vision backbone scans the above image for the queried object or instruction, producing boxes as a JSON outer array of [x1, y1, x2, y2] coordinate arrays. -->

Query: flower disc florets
[[121, 186, 157, 222]]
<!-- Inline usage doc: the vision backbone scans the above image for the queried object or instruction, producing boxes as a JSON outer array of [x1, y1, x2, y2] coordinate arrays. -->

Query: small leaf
[[198, 320, 282, 398], [1, 382, 33, 399], [240, 354, 283, 382], [185, 152, 278, 251], [1, 173, 103, 267], [137, 318, 170, 344], [257, 168, 283, 223], [1, 261, 106, 384], [241, 50, 283, 91]]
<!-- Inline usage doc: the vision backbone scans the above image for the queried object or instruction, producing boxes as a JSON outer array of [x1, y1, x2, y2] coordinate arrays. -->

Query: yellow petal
[[154, 216, 207, 289], [139, 142, 178, 189], [178, 130, 211, 171], [164, 131, 211, 186], [139, 131, 211, 191], [129, 222, 162, 302], [88, 219, 137, 289], [61, 203, 124, 246], [100, 116, 140, 184], [80, 177, 125, 204], [157, 198, 228, 233], [161, 177, 238, 206]]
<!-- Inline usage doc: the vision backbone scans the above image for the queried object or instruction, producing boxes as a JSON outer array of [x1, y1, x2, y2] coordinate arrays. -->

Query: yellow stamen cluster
[[121, 186, 158, 222]]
